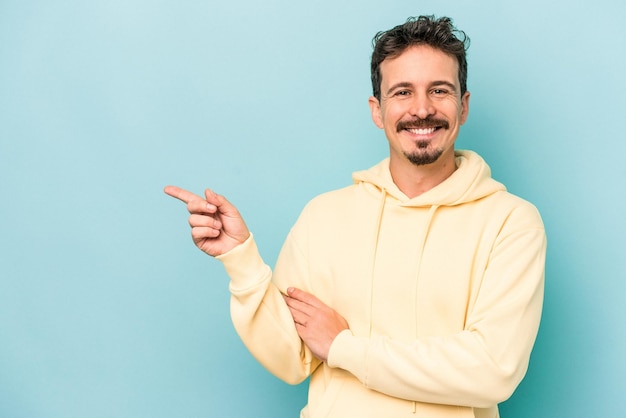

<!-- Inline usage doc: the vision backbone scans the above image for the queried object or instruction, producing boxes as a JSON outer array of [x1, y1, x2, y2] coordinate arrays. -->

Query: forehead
[[379, 45, 460, 87]]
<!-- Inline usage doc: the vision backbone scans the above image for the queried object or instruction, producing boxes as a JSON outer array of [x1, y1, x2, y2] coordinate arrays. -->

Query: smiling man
[[165, 16, 546, 418], [370, 42, 470, 197]]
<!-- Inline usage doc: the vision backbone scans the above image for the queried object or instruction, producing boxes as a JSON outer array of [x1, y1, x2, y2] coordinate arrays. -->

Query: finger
[[164, 185, 203, 205], [204, 189, 241, 219], [284, 294, 313, 315], [287, 287, 322, 308], [191, 226, 221, 240], [294, 322, 307, 337], [285, 303, 310, 326], [187, 199, 218, 215], [188, 214, 222, 229]]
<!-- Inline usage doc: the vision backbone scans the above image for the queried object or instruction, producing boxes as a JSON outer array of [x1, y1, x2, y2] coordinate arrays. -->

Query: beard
[[404, 145, 444, 166], [397, 117, 448, 166]]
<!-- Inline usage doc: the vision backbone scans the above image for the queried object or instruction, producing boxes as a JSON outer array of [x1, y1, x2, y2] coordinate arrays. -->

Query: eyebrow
[[431, 80, 458, 92], [385, 80, 458, 96], [385, 82, 412, 96]]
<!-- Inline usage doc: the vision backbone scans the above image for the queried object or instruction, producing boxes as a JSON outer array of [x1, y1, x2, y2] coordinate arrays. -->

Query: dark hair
[[370, 15, 470, 101]]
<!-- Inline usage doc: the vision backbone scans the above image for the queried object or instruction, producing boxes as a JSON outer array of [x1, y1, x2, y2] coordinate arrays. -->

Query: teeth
[[407, 127, 436, 135]]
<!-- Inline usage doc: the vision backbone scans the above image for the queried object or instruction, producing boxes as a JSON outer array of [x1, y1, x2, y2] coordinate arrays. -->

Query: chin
[[404, 149, 443, 166]]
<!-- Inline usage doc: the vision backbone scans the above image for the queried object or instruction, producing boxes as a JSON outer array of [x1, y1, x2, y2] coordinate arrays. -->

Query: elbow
[[282, 373, 309, 386], [259, 361, 309, 385], [262, 355, 319, 386], [470, 363, 528, 407]]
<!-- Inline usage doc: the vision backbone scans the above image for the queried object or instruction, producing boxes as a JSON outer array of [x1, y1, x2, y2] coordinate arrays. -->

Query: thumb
[[204, 189, 240, 218], [205, 189, 250, 244]]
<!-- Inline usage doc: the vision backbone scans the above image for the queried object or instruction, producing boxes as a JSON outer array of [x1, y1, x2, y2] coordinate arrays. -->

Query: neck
[[389, 151, 457, 198]]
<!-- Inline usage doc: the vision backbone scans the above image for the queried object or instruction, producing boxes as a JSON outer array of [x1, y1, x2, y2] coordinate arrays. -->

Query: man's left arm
[[287, 208, 546, 408]]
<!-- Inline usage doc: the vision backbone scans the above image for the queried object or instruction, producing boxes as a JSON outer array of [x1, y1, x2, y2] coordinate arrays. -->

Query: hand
[[164, 186, 250, 257], [283, 287, 349, 362]]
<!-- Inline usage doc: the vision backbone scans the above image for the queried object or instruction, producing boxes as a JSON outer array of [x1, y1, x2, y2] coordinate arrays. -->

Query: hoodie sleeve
[[326, 203, 546, 408], [218, 229, 321, 385]]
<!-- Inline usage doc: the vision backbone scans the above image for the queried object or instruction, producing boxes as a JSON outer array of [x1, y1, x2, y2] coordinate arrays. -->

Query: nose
[[409, 93, 435, 119]]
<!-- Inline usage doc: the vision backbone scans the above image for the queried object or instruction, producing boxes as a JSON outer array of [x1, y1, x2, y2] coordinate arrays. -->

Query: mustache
[[396, 117, 449, 132]]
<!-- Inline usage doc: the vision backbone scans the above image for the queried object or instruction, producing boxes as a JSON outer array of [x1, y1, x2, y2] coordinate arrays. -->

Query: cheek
[[382, 103, 404, 125], [443, 101, 465, 125]]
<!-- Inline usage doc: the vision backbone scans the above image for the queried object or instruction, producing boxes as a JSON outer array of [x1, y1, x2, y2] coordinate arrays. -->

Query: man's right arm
[[219, 233, 321, 384], [164, 186, 320, 383]]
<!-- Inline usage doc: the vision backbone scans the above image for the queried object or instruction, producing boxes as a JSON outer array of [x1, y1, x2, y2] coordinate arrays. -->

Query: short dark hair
[[370, 15, 470, 101]]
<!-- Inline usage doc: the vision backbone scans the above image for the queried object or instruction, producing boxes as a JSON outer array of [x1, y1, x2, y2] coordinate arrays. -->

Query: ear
[[368, 96, 384, 129], [459, 91, 470, 125]]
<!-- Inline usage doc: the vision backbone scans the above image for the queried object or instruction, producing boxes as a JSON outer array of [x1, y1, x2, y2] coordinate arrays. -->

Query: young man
[[165, 16, 546, 418]]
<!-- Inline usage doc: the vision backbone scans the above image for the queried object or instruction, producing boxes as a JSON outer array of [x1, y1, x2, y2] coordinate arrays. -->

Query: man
[[165, 15, 546, 418]]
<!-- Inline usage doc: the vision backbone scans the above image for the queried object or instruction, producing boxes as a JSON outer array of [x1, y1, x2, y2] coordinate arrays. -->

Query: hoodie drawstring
[[412, 204, 439, 415], [413, 204, 439, 338], [367, 188, 387, 338]]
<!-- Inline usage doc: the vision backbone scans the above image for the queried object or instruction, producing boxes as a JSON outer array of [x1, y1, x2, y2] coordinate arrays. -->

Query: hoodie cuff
[[327, 330, 369, 383], [216, 233, 270, 293]]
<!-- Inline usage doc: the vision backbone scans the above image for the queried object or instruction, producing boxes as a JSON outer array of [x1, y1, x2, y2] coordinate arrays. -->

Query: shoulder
[[486, 190, 545, 231], [289, 184, 369, 234], [303, 184, 361, 212]]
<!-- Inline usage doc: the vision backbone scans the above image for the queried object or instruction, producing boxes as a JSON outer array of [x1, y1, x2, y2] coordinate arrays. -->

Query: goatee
[[404, 147, 444, 166]]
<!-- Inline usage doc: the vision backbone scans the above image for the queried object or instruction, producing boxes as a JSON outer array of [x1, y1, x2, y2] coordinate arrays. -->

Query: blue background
[[1, 1, 624, 417]]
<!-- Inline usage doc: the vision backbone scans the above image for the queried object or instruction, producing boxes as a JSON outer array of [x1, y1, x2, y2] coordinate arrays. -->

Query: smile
[[396, 117, 449, 133], [405, 127, 437, 135]]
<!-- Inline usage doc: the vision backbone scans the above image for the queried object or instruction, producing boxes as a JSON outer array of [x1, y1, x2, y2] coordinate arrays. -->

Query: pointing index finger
[[164, 185, 204, 205]]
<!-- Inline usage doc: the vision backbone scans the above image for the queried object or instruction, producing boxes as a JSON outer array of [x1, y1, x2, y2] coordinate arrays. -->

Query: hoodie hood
[[352, 150, 506, 207]]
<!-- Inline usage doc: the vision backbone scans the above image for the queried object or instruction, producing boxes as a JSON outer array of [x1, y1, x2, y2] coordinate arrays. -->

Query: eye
[[394, 90, 411, 97], [431, 88, 449, 96]]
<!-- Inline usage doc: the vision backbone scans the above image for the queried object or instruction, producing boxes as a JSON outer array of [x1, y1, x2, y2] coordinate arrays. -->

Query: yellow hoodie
[[218, 150, 546, 418]]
